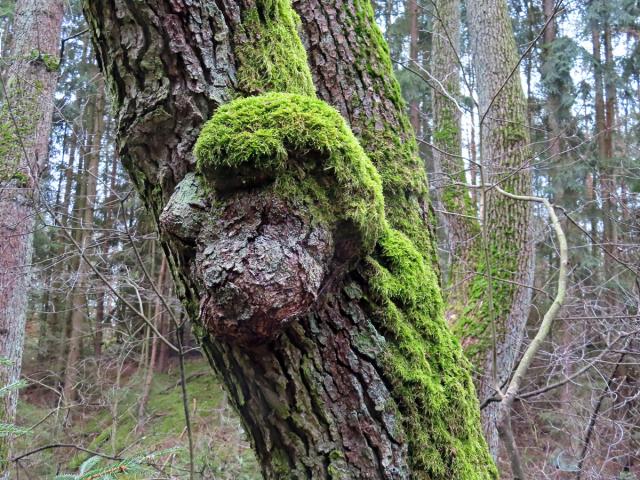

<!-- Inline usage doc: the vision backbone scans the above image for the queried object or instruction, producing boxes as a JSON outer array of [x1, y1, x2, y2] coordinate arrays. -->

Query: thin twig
[[12, 444, 122, 463]]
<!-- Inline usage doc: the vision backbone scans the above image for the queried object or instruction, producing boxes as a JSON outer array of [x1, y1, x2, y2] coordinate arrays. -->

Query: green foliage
[[195, 92, 386, 251], [56, 449, 179, 480], [540, 37, 580, 111], [0, 0, 13, 19], [0, 379, 28, 399], [235, 0, 315, 96], [0, 422, 30, 437], [0, 359, 29, 476]]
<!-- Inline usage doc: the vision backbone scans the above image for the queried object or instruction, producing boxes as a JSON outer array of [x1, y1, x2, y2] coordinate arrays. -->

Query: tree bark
[[83, 1, 496, 478], [429, 0, 479, 323], [0, 0, 63, 474], [466, 0, 536, 457], [407, 0, 420, 134], [62, 76, 106, 406], [601, 20, 619, 308]]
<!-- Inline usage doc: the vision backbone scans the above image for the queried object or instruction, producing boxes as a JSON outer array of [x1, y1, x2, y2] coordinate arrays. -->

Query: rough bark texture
[[465, 0, 536, 456], [83, 0, 496, 478], [542, 0, 562, 180], [0, 0, 63, 474], [407, 0, 420, 133]]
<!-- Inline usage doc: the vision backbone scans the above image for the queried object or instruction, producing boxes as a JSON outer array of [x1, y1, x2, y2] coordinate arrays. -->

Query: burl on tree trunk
[[83, 0, 496, 478]]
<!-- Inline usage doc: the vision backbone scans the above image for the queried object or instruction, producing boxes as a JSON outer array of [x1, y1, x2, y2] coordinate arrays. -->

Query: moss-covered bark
[[429, 0, 481, 321], [83, 0, 496, 477], [464, 0, 536, 455]]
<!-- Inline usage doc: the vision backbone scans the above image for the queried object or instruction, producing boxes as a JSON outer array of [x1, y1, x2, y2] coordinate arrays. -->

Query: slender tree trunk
[[430, 0, 479, 322], [62, 77, 106, 406], [84, 1, 496, 478], [543, 0, 563, 202], [465, 0, 535, 458], [601, 21, 619, 308], [0, 0, 63, 474], [407, 0, 420, 133], [137, 256, 167, 429]]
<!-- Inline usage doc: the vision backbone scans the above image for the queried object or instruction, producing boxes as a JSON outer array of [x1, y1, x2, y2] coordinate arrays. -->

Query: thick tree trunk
[[465, 0, 535, 457], [83, 1, 496, 478], [0, 0, 63, 474]]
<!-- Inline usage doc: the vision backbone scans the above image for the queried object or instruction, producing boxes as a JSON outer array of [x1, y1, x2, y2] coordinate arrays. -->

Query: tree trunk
[[62, 76, 106, 406], [430, 0, 479, 322], [542, 0, 564, 204], [137, 255, 167, 429], [0, 0, 63, 474], [465, 0, 535, 457], [600, 20, 619, 308], [83, 1, 496, 478], [407, 0, 420, 133]]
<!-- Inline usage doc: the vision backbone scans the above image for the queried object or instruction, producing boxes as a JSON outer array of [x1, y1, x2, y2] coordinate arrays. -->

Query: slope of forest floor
[[13, 354, 260, 479]]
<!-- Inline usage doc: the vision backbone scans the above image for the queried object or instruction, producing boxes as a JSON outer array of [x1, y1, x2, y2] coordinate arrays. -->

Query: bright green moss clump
[[194, 92, 385, 251], [369, 228, 498, 478], [235, 1, 315, 96]]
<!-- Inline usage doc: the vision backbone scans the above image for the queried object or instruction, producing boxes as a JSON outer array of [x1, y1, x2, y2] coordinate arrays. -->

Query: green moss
[[29, 49, 60, 71], [191, 1, 496, 476], [336, 2, 440, 267], [235, 0, 315, 96], [498, 122, 527, 143], [452, 233, 520, 362], [368, 228, 497, 479], [194, 92, 385, 251]]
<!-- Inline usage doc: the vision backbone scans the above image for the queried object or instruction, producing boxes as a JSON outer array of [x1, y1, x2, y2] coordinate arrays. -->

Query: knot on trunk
[[162, 92, 386, 345], [197, 191, 334, 345]]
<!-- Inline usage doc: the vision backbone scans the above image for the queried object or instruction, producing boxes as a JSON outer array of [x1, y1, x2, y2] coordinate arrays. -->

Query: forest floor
[[13, 353, 260, 479]]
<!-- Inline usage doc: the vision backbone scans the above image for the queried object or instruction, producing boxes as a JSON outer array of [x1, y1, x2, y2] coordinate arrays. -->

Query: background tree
[[461, 0, 535, 456], [0, 0, 63, 473]]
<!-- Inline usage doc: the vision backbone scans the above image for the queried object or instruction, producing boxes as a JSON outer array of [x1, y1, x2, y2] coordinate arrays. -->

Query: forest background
[[0, 0, 638, 478]]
